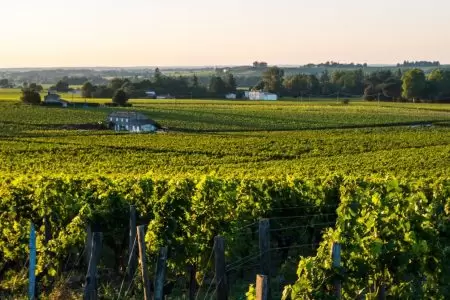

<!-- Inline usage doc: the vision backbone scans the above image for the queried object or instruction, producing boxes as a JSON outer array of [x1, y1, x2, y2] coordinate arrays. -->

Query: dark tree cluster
[[20, 88, 41, 105], [252, 61, 268, 68], [80, 68, 239, 101], [255, 67, 450, 102], [397, 61, 440, 67], [73, 66, 450, 103], [0, 79, 13, 88], [304, 61, 368, 68]]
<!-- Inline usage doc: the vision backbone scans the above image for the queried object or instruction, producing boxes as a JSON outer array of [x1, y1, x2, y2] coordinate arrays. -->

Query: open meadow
[[1, 89, 450, 299]]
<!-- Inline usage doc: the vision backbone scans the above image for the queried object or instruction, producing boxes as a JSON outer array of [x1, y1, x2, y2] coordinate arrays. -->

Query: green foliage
[[402, 69, 427, 101], [55, 79, 70, 92], [262, 66, 285, 95], [112, 89, 129, 106], [246, 284, 256, 300], [284, 178, 450, 299], [20, 88, 41, 105], [81, 81, 94, 98]]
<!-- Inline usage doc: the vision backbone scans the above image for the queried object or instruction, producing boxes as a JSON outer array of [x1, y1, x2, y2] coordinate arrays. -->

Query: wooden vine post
[[128, 205, 137, 281], [84, 232, 103, 300], [256, 274, 268, 300], [84, 224, 92, 266], [28, 223, 37, 300], [332, 242, 342, 299], [259, 219, 271, 299], [154, 246, 168, 300], [137, 225, 151, 300], [214, 236, 228, 300]]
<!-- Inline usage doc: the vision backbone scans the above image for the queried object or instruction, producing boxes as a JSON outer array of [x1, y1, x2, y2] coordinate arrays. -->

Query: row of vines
[[1, 175, 449, 299]]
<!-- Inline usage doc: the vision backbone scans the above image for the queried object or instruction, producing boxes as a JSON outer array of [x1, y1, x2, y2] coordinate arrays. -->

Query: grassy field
[[0, 93, 449, 178]]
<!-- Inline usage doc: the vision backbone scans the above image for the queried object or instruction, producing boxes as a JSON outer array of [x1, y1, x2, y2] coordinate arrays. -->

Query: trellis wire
[[117, 235, 137, 300], [195, 239, 216, 300]]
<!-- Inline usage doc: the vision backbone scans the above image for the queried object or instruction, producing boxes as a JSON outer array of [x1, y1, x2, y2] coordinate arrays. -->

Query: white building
[[225, 93, 237, 99], [107, 111, 160, 133], [248, 91, 278, 101]]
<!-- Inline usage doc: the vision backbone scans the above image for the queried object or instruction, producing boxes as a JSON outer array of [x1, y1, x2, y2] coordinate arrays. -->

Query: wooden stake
[[188, 264, 197, 300], [154, 246, 168, 300], [84, 232, 103, 300], [214, 236, 227, 300], [256, 274, 268, 300], [28, 223, 37, 300], [84, 224, 92, 266], [128, 205, 137, 281], [137, 225, 151, 300], [378, 284, 386, 300], [259, 219, 271, 299], [332, 242, 341, 299]]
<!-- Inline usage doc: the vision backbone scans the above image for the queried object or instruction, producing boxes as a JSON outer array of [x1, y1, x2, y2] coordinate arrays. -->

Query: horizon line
[[1, 63, 448, 70]]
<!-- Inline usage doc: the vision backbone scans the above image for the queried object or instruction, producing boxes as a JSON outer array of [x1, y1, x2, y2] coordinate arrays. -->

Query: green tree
[[81, 81, 95, 98], [283, 74, 308, 97], [109, 78, 130, 92], [55, 79, 69, 92], [262, 66, 284, 95], [21, 88, 41, 105], [307, 74, 321, 95], [402, 69, 426, 101], [428, 69, 450, 100], [208, 76, 227, 97], [0, 79, 9, 88], [154, 67, 163, 85], [225, 73, 237, 93], [319, 70, 333, 94], [29, 83, 43, 92], [112, 89, 129, 106]]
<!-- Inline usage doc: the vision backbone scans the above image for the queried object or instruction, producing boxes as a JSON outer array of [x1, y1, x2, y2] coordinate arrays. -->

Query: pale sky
[[1, 0, 449, 67]]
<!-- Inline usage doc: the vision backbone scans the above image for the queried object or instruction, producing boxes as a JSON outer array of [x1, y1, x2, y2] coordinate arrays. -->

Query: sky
[[1, 0, 450, 67]]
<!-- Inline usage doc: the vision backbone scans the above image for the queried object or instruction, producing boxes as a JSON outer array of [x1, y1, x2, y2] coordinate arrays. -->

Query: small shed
[[108, 111, 161, 133]]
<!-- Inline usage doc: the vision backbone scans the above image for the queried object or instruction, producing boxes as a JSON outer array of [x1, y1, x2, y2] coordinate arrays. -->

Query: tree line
[[19, 67, 450, 104], [80, 68, 238, 100]]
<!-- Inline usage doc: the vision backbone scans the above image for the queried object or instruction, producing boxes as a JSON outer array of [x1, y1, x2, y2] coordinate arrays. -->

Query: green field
[[0, 94, 449, 178], [1, 91, 450, 299]]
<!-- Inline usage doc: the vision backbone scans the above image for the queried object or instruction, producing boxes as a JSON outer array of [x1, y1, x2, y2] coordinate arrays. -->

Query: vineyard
[[0, 98, 449, 299]]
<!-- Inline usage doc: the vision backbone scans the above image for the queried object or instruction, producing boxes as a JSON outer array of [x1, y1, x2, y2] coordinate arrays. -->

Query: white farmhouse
[[248, 91, 278, 101], [107, 111, 161, 133], [225, 93, 237, 99]]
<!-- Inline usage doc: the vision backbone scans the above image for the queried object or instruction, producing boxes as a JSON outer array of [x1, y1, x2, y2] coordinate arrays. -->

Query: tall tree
[[0, 79, 9, 88], [402, 69, 426, 101], [283, 74, 308, 97], [109, 78, 129, 92], [154, 67, 163, 86], [21, 88, 41, 105], [225, 73, 237, 93], [112, 89, 129, 106], [262, 66, 284, 95], [307, 75, 321, 95], [55, 79, 69, 92], [319, 70, 332, 95], [208, 76, 228, 97], [428, 69, 450, 100], [29, 83, 43, 92], [81, 81, 94, 98]]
